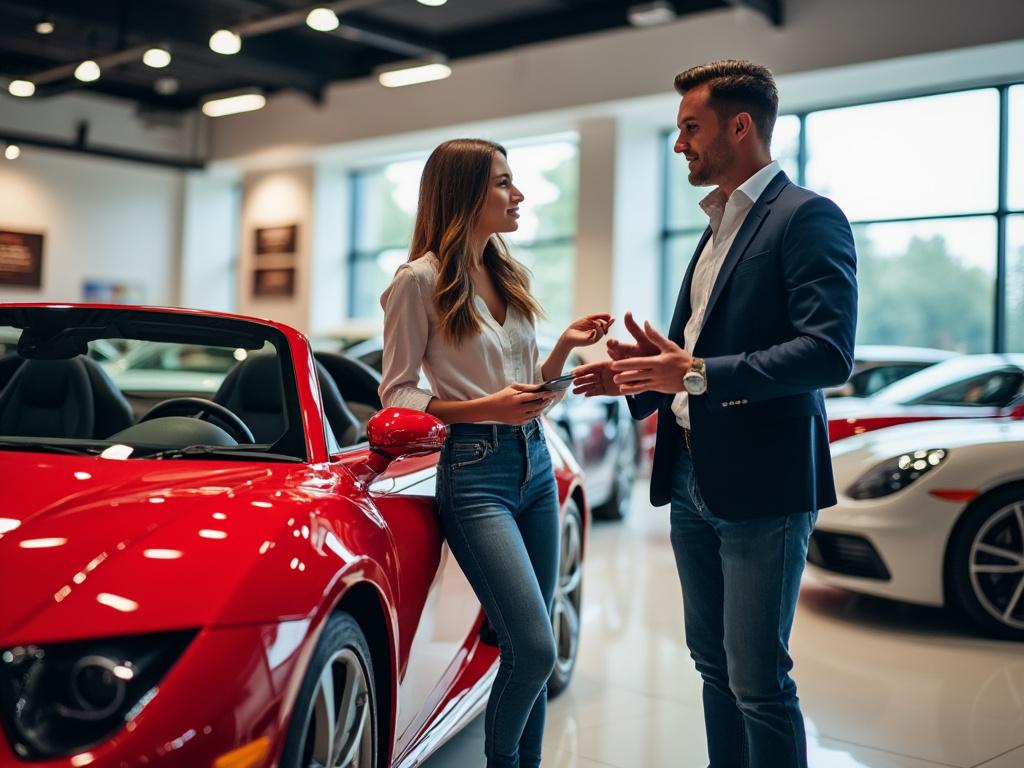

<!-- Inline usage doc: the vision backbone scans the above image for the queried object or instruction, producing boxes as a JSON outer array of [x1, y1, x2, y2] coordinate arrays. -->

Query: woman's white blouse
[[378, 254, 563, 420]]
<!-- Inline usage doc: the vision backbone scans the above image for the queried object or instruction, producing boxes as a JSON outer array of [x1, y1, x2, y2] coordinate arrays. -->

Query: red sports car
[[0, 304, 588, 768], [826, 353, 1024, 442]]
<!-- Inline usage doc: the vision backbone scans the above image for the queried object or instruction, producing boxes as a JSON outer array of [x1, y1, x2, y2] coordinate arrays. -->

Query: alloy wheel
[[302, 648, 375, 768], [969, 501, 1024, 631], [552, 507, 582, 680]]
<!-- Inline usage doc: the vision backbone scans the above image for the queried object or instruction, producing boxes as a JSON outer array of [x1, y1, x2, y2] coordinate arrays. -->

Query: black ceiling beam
[[0, 127, 204, 170]]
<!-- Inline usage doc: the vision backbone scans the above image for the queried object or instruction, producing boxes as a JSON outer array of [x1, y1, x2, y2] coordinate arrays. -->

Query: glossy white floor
[[422, 481, 1024, 768]]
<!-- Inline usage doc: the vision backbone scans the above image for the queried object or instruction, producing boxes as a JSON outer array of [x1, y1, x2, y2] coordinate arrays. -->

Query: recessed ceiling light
[[154, 77, 179, 96], [306, 7, 340, 32], [74, 60, 101, 82], [8, 80, 35, 97], [201, 89, 266, 117], [4, 145, 21, 161], [378, 61, 451, 88], [143, 47, 172, 68], [209, 29, 242, 55], [627, 1, 676, 27], [35, 20, 55, 34], [417, 0, 448, 6]]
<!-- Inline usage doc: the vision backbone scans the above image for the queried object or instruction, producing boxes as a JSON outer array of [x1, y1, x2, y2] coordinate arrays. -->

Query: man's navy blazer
[[628, 170, 858, 518]]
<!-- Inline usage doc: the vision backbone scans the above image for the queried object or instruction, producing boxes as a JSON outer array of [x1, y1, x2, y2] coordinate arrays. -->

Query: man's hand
[[571, 360, 621, 397], [609, 322, 692, 395], [606, 312, 660, 361]]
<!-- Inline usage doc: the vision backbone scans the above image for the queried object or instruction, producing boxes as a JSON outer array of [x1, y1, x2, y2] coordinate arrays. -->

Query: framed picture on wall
[[253, 267, 295, 297], [254, 224, 298, 258], [0, 229, 44, 287]]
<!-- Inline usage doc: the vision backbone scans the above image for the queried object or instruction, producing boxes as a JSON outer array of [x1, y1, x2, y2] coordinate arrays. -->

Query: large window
[[661, 85, 1024, 352], [347, 137, 579, 338]]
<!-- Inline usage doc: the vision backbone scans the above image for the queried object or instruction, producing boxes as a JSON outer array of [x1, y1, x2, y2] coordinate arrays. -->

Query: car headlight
[[846, 449, 949, 500], [0, 630, 194, 760]]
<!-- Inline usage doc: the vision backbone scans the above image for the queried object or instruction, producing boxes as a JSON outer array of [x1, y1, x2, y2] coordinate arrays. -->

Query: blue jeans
[[670, 445, 816, 768], [436, 419, 559, 768]]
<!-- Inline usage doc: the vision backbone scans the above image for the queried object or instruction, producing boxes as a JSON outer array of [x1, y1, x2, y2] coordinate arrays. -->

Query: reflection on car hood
[[0, 452, 305, 645]]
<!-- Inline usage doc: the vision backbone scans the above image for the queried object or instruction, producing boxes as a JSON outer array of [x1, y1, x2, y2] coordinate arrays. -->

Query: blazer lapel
[[668, 227, 712, 343], [702, 170, 789, 326]]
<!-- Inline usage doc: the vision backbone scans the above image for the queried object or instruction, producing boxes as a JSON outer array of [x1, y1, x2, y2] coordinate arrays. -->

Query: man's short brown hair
[[674, 60, 779, 148]]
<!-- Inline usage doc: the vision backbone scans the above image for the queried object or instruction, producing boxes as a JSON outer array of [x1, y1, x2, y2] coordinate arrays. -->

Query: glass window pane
[[661, 232, 704, 326], [666, 114, 800, 231], [352, 158, 423, 251], [854, 217, 996, 352], [1010, 86, 1024, 211], [806, 90, 999, 221], [1008, 215, 1024, 351], [506, 140, 578, 243], [349, 248, 407, 321], [513, 241, 576, 340]]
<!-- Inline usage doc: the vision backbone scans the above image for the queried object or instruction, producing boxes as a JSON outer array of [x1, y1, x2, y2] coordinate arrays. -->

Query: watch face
[[683, 372, 706, 395]]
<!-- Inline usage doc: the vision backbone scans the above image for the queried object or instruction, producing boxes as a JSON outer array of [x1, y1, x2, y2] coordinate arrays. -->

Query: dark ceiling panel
[[0, 0, 781, 111]]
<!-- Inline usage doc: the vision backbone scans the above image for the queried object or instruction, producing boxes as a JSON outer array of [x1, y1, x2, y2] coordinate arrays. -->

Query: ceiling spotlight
[[306, 7, 340, 32], [154, 77, 179, 96], [143, 47, 172, 68], [209, 29, 241, 55], [8, 80, 35, 97], [627, 1, 677, 27], [201, 89, 266, 117], [378, 61, 451, 88], [74, 60, 101, 82], [35, 20, 55, 34], [4, 144, 21, 160], [417, 0, 448, 6]]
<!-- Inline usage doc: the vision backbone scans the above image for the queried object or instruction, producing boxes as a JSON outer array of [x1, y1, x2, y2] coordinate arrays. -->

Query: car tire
[[549, 499, 583, 698], [593, 422, 637, 521], [948, 488, 1024, 641], [281, 611, 381, 768]]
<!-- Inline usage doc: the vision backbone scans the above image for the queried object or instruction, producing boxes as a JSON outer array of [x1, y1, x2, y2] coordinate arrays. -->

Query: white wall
[[0, 147, 184, 305]]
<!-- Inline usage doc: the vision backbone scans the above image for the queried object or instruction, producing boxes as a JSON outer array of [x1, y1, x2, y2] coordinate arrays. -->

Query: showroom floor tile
[[423, 482, 1024, 768]]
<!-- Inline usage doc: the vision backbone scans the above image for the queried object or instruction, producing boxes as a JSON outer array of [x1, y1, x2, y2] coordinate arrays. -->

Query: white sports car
[[810, 413, 1024, 639]]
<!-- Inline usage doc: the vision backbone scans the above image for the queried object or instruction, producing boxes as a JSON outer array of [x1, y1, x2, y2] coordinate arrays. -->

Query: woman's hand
[[560, 313, 615, 349], [485, 384, 557, 424]]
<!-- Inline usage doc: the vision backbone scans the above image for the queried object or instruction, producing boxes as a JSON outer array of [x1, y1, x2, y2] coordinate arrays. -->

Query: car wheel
[[948, 489, 1024, 640], [549, 499, 583, 697], [281, 612, 380, 767], [593, 422, 637, 521]]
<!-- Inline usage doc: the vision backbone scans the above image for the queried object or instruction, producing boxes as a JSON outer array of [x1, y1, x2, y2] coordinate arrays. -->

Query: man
[[573, 60, 857, 768]]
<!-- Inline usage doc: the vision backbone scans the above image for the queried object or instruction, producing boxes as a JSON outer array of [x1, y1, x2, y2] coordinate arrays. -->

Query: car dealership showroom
[[2, 1, 1024, 767]]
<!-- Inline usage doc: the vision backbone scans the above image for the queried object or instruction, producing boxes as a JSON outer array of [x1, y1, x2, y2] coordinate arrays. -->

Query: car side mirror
[[368, 407, 447, 459]]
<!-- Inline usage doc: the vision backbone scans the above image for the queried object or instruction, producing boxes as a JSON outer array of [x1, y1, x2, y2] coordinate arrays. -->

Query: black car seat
[[313, 351, 382, 435], [214, 352, 361, 447], [0, 356, 133, 439]]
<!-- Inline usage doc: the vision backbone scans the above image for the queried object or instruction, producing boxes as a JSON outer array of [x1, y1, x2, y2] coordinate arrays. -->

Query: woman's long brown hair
[[409, 138, 543, 345]]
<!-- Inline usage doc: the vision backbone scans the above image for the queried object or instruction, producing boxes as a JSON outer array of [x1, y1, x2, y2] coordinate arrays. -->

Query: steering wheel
[[138, 397, 255, 444]]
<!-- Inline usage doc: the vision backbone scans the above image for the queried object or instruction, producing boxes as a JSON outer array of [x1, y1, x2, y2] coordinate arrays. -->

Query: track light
[[8, 80, 35, 97], [306, 8, 340, 32], [143, 47, 172, 68], [35, 19, 55, 34], [416, 0, 448, 6], [74, 60, 101, 82], [201, 89, 266, 117], [378, 61, 451, 88], [209, 29, 242, 55], [4, 144, 21, 160], [627, 1, 676, 27]]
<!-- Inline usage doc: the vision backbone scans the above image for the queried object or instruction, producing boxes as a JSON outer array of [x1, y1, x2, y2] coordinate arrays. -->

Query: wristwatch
[[682, 357, 707, 395]]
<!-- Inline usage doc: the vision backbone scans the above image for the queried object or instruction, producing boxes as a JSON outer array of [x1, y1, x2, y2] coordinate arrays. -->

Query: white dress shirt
[[379, 253, 562, 422], [672, 160, 782, 428]]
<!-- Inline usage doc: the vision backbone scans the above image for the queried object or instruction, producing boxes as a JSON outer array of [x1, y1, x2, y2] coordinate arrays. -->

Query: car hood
[[829, 417, 1024, 484], [824, 397, 910, 419], [0, 451, 311, 645]]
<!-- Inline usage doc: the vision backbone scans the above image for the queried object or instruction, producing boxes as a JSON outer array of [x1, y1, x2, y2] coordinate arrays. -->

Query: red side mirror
[[367, 408, 447, 459]]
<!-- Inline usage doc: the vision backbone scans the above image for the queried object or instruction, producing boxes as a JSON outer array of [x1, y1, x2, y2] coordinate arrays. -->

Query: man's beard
[[687, 138, 729, 186]]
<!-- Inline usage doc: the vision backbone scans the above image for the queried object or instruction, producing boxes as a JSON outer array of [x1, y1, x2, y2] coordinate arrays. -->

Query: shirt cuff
[[386, 386, 434, 413]]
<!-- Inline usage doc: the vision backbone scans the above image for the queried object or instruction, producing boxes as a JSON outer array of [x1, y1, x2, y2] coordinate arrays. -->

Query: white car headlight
[[846, 449, 949, 500]]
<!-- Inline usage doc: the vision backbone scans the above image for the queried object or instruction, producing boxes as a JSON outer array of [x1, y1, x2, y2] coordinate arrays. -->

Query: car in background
[[337, 335, 640, 520], [824, 345, 957, 398], [827, 353, 1024, 442], [811, 409, 1024, 639], [0, 303, 588, 767]]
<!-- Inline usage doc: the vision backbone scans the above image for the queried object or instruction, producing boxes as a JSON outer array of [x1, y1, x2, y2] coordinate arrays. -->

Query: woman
[[379, 138, 611, 768]]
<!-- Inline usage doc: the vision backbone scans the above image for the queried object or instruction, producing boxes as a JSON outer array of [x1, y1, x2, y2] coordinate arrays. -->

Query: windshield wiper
[[0, 440, 100, 456], [144, 445, 301, 462]]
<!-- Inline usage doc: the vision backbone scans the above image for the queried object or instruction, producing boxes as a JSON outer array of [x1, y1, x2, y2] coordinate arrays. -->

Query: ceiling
[[0, 0, 781, 113]]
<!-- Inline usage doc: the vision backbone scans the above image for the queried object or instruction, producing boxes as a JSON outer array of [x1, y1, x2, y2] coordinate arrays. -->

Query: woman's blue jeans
[[670, 444, 816, 768], [436, 419, 559, 768]]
